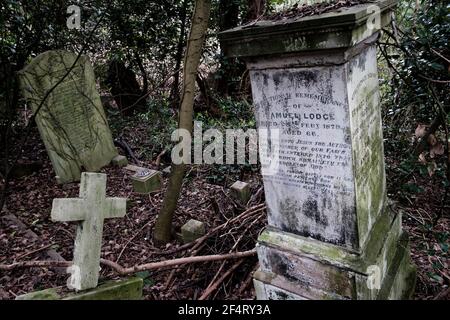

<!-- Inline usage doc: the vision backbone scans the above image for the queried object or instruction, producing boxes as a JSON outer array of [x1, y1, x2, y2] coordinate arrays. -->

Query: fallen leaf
[[415, 124, 428, 139], [428, 161, 437, 176], [428, 134, 438, 146], [430, 142, 445, 158], [434, 243, 441, 252], [418, 153, 427, 164]]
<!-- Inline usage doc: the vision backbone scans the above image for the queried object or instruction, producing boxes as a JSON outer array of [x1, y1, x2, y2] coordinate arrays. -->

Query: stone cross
[[51, 172, 126, 291]]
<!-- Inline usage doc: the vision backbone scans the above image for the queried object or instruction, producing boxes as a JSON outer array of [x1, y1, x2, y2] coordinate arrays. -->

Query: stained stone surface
[[63, 277, 143, 300], [112, 155, 129, 167], [18, 50, 118, 184], [15, 278, 143, 300], [219, 0, 397, 58], [51, 173, 127, 291], [250, 44, 384, 250]]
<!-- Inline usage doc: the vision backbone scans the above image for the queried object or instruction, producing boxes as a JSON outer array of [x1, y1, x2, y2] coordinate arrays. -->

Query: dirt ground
[[0, 118, 449, 300]]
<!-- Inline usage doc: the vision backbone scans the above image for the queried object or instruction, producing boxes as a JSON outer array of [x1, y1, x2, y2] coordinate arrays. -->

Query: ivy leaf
[[430, 62, 445, 71]]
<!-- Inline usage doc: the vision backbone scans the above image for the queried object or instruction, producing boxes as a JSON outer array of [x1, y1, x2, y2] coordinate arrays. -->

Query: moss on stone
[[63, 277, 143, 300], [15, 288, 61, 300], [15, 277, 143, 301]]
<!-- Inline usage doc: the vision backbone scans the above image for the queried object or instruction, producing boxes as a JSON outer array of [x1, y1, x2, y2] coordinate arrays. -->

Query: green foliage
[[194, 97, 258, 185], [134, 271, 155, 287], [381, 0, 450, 198], [109, 96, 178, 162]]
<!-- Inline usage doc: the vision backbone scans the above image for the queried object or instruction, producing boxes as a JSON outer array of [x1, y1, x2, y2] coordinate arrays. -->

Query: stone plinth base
[[15, 277, 143, 300], [254, 207, 416, 300]]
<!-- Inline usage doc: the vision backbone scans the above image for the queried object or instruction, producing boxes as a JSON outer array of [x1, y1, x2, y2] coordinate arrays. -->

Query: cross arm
[[51, 199, 87, 222]]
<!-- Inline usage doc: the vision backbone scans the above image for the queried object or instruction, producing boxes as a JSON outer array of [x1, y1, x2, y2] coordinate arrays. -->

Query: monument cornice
[[219, 0, 397, 58]]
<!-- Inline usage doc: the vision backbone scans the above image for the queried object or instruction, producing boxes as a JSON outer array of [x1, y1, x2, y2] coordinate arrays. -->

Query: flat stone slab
[[15, 288, 61, 300], [124, 164, 147, 172], [15, 278, 143, 300]]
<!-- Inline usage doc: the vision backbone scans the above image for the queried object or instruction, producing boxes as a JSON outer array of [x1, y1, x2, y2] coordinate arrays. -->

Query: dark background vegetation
[[0, 0, 449, 299]]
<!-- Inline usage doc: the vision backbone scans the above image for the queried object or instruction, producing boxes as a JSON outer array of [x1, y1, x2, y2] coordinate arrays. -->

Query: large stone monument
[[19, 50, 118, 184], [219, 0, 416, 300]]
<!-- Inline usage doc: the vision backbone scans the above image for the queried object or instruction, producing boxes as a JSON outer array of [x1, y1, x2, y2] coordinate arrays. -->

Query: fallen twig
[[0, 260, 71, 271], [238, 263, 259, 295], [0, 250, 256, 276], [205, 214, 263, 289], [15, 243, 55, 261], [116, 219, 154, 263], [154, 204, 266, 256], [199, 259, 244, 300]]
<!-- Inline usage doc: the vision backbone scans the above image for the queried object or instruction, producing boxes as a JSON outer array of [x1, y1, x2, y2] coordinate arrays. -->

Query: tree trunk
[[216, 0, 241, 96], [170, 0, 189, 105], [153, 0, 211, 245]]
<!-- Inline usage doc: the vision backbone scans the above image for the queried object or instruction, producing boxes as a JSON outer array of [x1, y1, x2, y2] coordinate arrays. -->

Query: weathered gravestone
[[219, 0, 416, 300], [18, 50, 118, 184]]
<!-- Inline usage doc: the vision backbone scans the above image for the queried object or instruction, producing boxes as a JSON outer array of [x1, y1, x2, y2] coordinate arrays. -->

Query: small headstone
[[130, 169, 162, 194], [112, 155, 128, 167], [51, 172, 127, 291], [181, 219, 206, 244], [230, 181, 251, 204], [18, 50, 118, 184]]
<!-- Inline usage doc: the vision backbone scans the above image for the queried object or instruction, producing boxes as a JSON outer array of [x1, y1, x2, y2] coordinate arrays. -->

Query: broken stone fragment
[[112, 155, 128, 167], [181, 219, 206, 244], [130, 169, 162, 194], [230, 181, 251, 204]]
